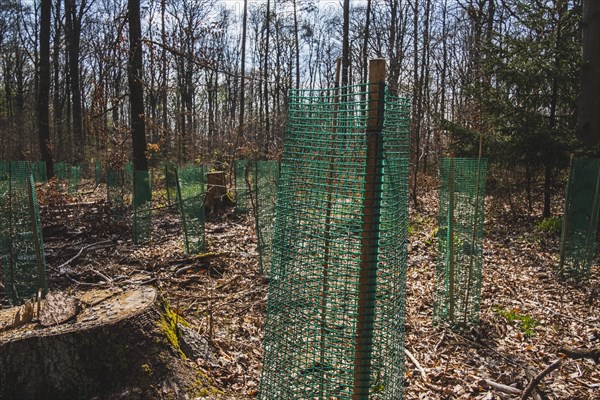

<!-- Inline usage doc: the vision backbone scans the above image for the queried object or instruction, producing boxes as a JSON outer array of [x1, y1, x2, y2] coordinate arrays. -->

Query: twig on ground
[[404, 348, 428, 382], [477, 377, 522, 396], [520, 359, 563, 400]]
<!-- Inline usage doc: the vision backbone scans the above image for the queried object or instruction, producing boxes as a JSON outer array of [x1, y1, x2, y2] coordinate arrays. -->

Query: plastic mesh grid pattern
[[234, 159, 250, 215], [259, 84, 410, 399], [558, 158, 600, 281], [253, 160, 280, 275], [434, 158, 487, 327], [0, 162, 48, 305], [176, 165, 206, 254]]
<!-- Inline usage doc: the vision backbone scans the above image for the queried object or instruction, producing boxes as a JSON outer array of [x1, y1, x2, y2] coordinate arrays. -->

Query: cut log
[[0, 287, 217, 400]]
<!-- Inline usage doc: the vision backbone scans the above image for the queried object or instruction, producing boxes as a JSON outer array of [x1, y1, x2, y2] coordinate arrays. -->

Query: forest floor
[[1, 178, 599, 399]]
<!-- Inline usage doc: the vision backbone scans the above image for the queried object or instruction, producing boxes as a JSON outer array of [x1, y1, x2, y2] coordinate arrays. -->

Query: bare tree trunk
[[263, 0, 271, 155], [128, 0, 148, 172], [577, 0, 600, 147], [341, 0, 350, 86], [65, 0, 85, 163], [38, 0, 53, 177]]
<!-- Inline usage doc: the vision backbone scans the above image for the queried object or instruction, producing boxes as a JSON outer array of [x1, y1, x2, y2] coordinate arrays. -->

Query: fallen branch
[[477, 378, 522, 395], [404, 348, 428, 381], [520, 359, 562, 400], [54, 240, 114, 272], [558, 346, 600, 363], [525, 367, 544, 400]]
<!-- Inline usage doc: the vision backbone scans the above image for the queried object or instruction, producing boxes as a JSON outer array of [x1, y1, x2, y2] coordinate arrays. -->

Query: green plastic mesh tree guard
[[69, 165, 81, 194], [434, 158, 488, 327], [234, 159, 249, 215], [165, 162, 178, 206], [32, 161, 47, 182], [94, 160, 102, 185], [54, 162, 69, 180], [558, 158, 600, 281], [176, 165, 206, 254], [259, 84, 410, 399], [252, 160, 280, 275], [106, 168, 131, 211], [133, 170, 152, 245], [0, 162, 48, 305]]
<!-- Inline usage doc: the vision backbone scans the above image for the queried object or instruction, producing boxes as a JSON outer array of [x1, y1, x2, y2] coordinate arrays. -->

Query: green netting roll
[[434, 157, 488, 327], [0, 162, 48, 305], [133, 170, 152, 245], [259, 84, 410, 399], [558, 158, 600, 281], [253, 160, 279, 275], [234, 159, 249, 215], [176, 166, 206, 254]]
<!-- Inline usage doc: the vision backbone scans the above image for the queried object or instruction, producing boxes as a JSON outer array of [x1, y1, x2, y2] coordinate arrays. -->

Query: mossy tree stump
[[0, 287, 214, 400]]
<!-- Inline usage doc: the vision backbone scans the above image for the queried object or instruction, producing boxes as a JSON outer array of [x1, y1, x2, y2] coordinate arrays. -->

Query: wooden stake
[[352, 58, 386, 399]]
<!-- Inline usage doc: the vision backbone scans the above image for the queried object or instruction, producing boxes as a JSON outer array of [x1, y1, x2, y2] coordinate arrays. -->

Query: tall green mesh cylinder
[[165, 162, 178, 206], [0, 162, 48, 305], [253, 160, 280, 275], [259, 84, 410, 399], [94, 160, 102, 185], [434, 158, 488, 327], [234, 159, 250, 215], [558, 158, 600, 281], [107, 168, 131, 211], [176, 165, 206, 254], [133, 170, 152, 245]]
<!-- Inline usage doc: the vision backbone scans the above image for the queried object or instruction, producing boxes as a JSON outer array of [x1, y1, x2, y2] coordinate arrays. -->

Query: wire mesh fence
[[558, 158, 600, 281], [0, 162, 48, 305], [176, 165, 206, 254], [259, 81, 410, 399], [252, 160, 280, 275], [434, 158, 488, 327], [133, 170, 152, 245], [234, 159, 250, 215]]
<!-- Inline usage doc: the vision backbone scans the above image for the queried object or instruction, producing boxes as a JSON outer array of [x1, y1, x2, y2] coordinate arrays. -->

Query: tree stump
[[0, 287, 214, 400], [205, 171, 233, 215]]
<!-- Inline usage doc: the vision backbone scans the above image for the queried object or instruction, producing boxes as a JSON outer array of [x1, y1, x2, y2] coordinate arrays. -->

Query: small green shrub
[[496, 306, 540, 337], [535, 216, 562, 235]]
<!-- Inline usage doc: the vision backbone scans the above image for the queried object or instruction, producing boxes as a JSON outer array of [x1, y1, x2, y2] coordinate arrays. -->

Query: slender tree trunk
[[52, 0, 63, 166], [128, 0, 148, 172], [411, 0, 420, 208], [341, 0, 350, 86], [543, 0, 566, 218], [293, 0, 300, 90], [236, 0, 247, 156], [38, 0, 54, 177], [65, 0, 84, 163], [577, 0, 600, 147], [263, 0, 271, 155], [362, 0, 372, 86]]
